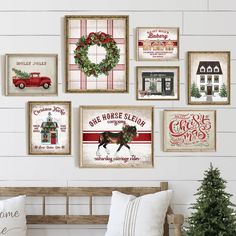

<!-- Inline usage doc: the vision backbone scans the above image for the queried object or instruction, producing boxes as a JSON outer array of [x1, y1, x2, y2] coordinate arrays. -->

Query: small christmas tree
[[219, 83, 227, 97], [12, 68, 30, 79], [149, 82, 157, 93], [184, 163, 236, 236], [191, 82, 201, 98]]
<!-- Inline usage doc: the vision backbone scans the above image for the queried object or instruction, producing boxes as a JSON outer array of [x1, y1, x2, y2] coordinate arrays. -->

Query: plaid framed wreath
[[65, 15, 129, 93], [74, 32, 120, 77]]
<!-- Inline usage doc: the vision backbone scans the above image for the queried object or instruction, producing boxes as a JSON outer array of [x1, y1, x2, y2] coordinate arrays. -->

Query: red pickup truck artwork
[[12, 70, 52, 89]]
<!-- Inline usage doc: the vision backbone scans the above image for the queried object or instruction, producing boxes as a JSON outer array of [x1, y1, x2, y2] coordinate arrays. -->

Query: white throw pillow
[[0, 196, 27, 236], [105, 190, 172, 236]]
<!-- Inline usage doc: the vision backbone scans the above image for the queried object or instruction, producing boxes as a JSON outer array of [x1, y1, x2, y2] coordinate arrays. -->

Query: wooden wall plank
[[1, 84, 236, 108], [0, 12, 182, 35], [184, 12, 236, 35], [0, 132, 234, 157], [181, 36, 236, 59], [209, 0, 236, 10], [175, 84, 236, 107], [0, 0, 208, 11], [1, 107, 236, 133], [0, 158, 236, 181]]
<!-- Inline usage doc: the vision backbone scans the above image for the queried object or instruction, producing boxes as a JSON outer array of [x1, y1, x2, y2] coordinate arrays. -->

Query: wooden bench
[[0, 182, 184, 236]]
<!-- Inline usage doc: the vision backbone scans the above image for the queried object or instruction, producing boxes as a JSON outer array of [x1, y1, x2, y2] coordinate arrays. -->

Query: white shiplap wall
[[0, 0, 236, 235]]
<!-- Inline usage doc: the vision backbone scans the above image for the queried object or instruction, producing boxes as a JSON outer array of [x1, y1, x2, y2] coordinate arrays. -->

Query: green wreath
[[74, 32, 120, 77]]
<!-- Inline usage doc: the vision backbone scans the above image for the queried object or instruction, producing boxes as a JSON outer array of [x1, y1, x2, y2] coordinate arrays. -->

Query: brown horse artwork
[[96, 125, 138, 157]]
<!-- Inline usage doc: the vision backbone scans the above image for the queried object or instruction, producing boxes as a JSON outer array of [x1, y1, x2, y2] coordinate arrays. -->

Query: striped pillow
[[105, 190, 172, 236]]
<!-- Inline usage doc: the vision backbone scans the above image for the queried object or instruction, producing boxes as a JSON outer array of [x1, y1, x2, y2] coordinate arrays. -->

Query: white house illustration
[[196, 61, 223, 95]]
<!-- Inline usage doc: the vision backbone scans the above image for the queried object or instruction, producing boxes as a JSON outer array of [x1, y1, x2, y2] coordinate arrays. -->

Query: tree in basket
[[184, 163, 236, 236]]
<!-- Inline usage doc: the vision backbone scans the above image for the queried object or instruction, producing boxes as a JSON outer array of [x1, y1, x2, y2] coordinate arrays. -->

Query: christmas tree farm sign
[[28, 101, 71, 155]]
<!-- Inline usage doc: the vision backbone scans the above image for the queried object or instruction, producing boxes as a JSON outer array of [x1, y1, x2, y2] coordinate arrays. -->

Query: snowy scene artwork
[[188, 51, 230, 105], [163, 110, 216, 152], [29, 101, 71, 155], [136, 66, 179, 100], [79, 106, 153, 168]]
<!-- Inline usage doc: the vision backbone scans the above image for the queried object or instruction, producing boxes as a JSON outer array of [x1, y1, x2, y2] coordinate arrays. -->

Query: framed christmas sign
[[188, 51, 231, 105], [5, 54, 58, 96], [136, 27, 179, 61], [79, 106, 154, 168], [136, 66, 179, 100], [65, 15, 129, 93], [163, 110, 216, 152], [28, 101, 71, 155]]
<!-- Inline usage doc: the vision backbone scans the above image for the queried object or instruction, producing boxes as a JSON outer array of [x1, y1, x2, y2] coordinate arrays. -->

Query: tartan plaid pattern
[[67, 18, 127, 91]]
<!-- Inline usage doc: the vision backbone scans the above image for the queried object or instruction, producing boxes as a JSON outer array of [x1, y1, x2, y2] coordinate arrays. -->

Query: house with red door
[[41, 112, 58, 145]]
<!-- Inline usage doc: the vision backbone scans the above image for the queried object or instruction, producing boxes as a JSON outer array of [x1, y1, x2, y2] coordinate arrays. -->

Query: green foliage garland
[[74, 32, 120, 77]]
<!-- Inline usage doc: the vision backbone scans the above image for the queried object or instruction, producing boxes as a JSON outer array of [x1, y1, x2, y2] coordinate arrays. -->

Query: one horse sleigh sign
[[79, 106, 154, 168]]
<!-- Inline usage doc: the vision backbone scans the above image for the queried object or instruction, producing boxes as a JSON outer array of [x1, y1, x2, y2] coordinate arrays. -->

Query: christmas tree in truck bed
[[12, 68, 52, 89]]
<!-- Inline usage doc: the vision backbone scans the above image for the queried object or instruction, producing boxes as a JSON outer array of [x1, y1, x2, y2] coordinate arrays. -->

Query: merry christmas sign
[[164, 110, 216, 152], [137, 27, 179, 61], [29, 101, 71, 155], [79, 106, 154, 168]]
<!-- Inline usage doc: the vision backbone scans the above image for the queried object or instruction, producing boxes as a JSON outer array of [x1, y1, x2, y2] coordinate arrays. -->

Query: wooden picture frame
[[79, 106, 154, 168], [65, 15, 129, 93], [28, 101, 71, 155], [5, 54, 58, 96], [163, 110, 216, 152], [136, 66, 180, 100], [188, 51, 231, 105], [136, 27, 179, 61]]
